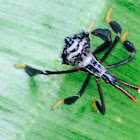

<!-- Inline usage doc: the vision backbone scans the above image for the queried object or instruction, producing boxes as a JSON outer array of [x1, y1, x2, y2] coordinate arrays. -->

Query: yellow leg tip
[[52, 99, 64, 110], [134, 100, 140, 104], [121, 30, 130, 43], [88, 20, 96, 33], [14, 64, 27, 69], [106, 8, 113, 23], [108, 8, 113, 14], [93, 99, 97, 112]]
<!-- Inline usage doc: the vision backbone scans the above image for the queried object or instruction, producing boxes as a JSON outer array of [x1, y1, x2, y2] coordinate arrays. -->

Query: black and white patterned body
[[61, 31, 106, 77]]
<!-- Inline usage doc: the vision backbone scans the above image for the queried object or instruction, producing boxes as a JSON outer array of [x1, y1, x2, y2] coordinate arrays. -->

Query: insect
[[15, 8, 140, 114]]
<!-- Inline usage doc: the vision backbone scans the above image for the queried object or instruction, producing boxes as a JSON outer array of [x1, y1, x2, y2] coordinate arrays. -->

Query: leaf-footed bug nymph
[[15, 8, 140, 115]]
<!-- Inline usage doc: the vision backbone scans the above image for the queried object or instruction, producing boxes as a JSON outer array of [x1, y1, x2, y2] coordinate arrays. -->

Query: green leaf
[[0, 0, 140, 139]]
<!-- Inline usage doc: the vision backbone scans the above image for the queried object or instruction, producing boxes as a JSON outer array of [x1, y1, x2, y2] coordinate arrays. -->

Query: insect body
[[15, 8, 140, 115], [61, 31, 117, 85]]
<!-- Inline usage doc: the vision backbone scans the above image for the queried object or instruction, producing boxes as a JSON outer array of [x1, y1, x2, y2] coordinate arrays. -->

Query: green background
[[0, 0, 140, 140]]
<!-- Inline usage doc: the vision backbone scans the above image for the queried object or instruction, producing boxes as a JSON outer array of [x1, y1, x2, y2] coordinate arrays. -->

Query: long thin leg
[[93, 78, 106, 115], [100, 34, 120, 63], [105, 31, 136, 69], [14, 64, 83, 76], [114, 85, 140, 103], [52, 74, 91, 110], [105, 51, 135, 69], [118, 79, 140, 91]]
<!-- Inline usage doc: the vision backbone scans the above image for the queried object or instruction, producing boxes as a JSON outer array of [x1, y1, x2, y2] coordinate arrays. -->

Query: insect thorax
[[61, 31, 106, 77]]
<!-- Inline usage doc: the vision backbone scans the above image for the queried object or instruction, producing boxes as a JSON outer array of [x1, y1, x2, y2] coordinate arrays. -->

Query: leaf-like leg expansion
[[100, 8, 122, 63], [64, 74, 91, 104], [106, 8, 122, 34], [14, 64, 82, 77], [91, 29, 112, 55], [52, 74, 91, 110]]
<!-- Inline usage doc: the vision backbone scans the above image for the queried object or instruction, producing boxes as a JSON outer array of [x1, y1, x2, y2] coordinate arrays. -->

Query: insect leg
[[106, 8, 122, 34], [105, 31, 136, 69], [88, 20, 112, 55], [114, 85, 140, 103], [100, 8, 122, 63], [118, 79, 140, 94], [93, 78, 106, 115], [91, 28, 112, 55], [99, 34, 120, 63], [14, 64, 82, 77], [52, 74, 91, 110]]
